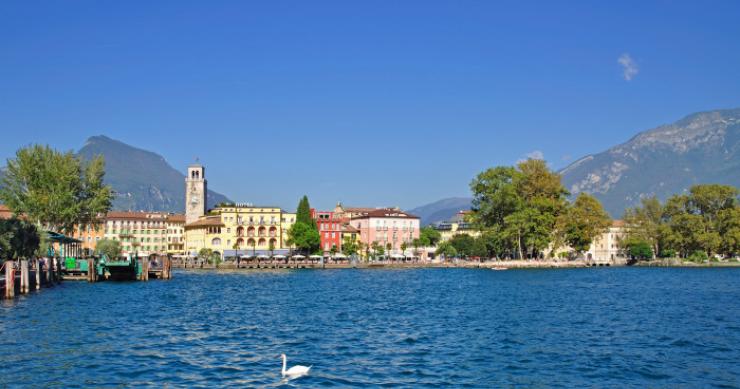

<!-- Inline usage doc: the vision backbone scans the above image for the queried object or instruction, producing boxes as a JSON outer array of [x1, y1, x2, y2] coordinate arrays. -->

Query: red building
[[311, 209, 343, 253]]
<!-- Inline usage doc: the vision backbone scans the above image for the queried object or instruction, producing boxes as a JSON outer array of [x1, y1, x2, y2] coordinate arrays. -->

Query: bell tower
[[185, 162, 207, 224]]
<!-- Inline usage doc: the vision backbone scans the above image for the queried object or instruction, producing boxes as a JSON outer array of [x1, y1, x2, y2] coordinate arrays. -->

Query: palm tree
[[233, 242, 240, 268]]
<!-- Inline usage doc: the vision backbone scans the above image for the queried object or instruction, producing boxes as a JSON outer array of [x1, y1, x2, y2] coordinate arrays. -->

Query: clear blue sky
[[2, 1, 739, 210]]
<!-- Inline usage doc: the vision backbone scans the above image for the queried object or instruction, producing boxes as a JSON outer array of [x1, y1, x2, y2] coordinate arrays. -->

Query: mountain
[[560, 108, 740, 217], [408, 197, 472, 226], [78, 135, 230, 212]]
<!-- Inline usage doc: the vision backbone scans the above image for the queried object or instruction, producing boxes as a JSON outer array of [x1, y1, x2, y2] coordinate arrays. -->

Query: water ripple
[[0, 268, 739, 387]]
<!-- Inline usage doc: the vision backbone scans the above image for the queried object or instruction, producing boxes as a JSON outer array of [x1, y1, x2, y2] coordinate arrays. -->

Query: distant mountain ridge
[[408, 197, 472, 226], [559, 108, 740, 217], [77, 135, 230, 212]]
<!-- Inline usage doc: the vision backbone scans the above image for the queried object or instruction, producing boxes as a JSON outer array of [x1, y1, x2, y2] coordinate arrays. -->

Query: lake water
[[1, 268, 739, 388]]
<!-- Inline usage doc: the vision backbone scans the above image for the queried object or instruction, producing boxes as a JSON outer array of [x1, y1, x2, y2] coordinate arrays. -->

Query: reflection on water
[[1, 268, 739, 387]]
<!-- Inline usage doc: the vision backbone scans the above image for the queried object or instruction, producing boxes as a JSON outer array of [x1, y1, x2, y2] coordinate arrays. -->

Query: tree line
[[623, 185, 739, 261]]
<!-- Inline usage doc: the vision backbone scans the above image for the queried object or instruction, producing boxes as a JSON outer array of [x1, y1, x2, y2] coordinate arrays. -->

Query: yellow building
[[434, 211, 480, 242], [185, 204, 296, 257]]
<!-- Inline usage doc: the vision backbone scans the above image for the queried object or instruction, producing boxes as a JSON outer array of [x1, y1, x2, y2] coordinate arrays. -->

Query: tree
[[287, 222, 320, 255], [449, 234, 476, 257], [268, 240, 276, 257], [296, 196, 316, 229], [342, 236, 359, 256], [419, 227, 442, 247], [400, 241, 408, 255], [718, 207, 740, 256], [436, 241, 457, 258], [385, 242, 392, 256], [626, 240, 653, 260], [198, 248, 213, 260], [0, 145, 113, 233], [470, 159, 569, 260], [623, 196, 664, 258], [96, 238, 121, 260], [370, 241, 382, 259], [559, 193, 612, 257], [329, 244, 338, 257], [0, 218, 40, 262]]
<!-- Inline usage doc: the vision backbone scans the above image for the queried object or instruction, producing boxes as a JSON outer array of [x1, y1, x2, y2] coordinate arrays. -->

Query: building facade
[[312, 209, 343, 253], [185, 204, 296, 257], [433, 210, 480, 242], [104, 211, 172, 257], [585, 220, 627, 262], [166, 214, 186, 255], [349, 208, 420, 256]]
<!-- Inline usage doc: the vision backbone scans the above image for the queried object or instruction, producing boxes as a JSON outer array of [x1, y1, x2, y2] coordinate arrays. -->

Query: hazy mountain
[[560, 108, 740, 217], [78, 135, 230, 212], [408, 197, 472, 226]]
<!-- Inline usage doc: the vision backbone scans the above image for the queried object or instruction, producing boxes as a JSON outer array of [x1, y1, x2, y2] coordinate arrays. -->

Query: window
[[212, 238, 221, 246]]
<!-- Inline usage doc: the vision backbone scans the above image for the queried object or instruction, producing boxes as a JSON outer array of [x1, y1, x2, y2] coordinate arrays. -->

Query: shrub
[[687, 250, 708, 262], [658, 248, 677, 258], [628, 241, 653, 260]]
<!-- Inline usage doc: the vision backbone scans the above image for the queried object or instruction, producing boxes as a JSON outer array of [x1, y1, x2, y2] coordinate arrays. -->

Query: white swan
[[281, 353, 311, 379]]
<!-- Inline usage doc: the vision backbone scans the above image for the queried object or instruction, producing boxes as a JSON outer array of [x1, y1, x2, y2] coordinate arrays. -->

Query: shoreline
[[172, 258, 740, 271]]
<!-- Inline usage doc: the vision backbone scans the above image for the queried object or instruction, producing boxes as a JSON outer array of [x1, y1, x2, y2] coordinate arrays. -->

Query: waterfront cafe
[[46, 231, 84, 259]]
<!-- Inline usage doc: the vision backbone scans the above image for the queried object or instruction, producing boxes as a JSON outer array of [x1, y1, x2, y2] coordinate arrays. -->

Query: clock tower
[[185, 163, 207, 224]]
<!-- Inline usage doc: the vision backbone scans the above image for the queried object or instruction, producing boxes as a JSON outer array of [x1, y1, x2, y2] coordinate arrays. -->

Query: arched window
[[258, 238, 266, 247], [211, 238, 221, 246]]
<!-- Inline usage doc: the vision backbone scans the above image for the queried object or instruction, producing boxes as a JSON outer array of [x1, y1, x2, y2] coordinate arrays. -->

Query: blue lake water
[[1, 268, 739, 388]]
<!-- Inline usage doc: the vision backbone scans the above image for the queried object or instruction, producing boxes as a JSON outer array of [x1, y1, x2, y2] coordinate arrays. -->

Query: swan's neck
[[281, 355, 287, 375]]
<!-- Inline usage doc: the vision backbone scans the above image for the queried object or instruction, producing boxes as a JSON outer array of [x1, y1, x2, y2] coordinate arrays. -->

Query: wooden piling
[[47, 258, 53, 285], [5, 262, 14, 298], [87, 259, 94, 282], [35, 259, 41, 290], [20, 260, 29, 294], [141, 258, 149, 281]]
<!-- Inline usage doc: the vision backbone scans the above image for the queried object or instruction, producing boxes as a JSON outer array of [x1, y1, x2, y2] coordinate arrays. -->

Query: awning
[[391, 253, 405, 258], [273, 255, 287, 259], [292, 254, 306, 259], [332, 254, 347, 259], [309, 255, 322, 259]]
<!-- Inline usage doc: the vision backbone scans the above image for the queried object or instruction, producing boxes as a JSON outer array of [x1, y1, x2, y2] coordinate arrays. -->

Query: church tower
[[185, 162, 207, 224]]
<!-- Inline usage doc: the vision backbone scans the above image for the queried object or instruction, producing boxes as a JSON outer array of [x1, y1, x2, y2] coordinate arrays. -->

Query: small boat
[[491, 267, 508, 271]]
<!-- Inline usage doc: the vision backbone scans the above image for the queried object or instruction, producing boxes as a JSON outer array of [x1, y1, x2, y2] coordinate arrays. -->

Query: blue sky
[[2, 1, 739, 211]]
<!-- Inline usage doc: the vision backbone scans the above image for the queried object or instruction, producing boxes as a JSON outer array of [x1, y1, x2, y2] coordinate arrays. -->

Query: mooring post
[[46, 258, 53, 285], [87, 258, 95, 282], [5, 262, 15, 298], [20, 260, 29, 294], [35, 259, 41, 290]]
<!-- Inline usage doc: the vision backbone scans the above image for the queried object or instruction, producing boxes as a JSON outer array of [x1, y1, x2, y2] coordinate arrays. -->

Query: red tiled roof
[[167, 214, 186, 223], [612, 220, 625, 227], [341, 223, 360, 233], [185, 216, 224, 228]]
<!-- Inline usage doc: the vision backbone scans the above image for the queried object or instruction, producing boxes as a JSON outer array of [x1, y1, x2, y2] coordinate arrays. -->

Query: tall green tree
[[470, 159, 569, 260], [419, 227, 442, 247], [96, 238, 121, 260], [623, 196, 665, 258], [0, 145, 112, 233], [559, 193, 612, 257], [296, 195, 316, 229], [287, 222, 320, 255]]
